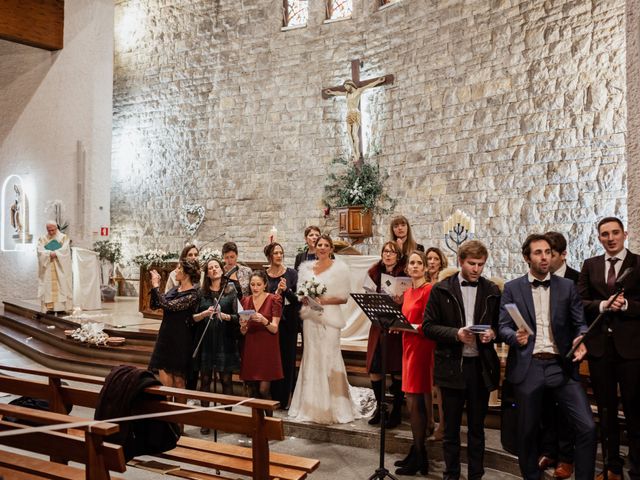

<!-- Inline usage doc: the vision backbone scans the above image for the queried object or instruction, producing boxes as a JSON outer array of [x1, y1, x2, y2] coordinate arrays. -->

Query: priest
[[37, 221, 73, 313]]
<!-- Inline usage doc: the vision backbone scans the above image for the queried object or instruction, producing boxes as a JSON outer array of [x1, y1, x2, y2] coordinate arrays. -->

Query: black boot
[[395, 445, 428, 476], [394, 445, 415, 467], [386, 377, 403, 429], [368, 379, 383, 425]]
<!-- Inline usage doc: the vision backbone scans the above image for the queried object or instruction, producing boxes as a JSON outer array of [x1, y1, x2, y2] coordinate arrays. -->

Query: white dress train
[[288, 260, 359, 424]]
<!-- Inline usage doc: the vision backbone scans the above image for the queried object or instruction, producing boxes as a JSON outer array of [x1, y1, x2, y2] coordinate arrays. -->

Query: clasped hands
[[602, 292, 626, 312]]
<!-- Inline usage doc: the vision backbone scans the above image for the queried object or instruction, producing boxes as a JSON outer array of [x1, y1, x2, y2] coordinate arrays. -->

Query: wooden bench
[[0, 364, 320, 480], [0, 403, 126, 479]]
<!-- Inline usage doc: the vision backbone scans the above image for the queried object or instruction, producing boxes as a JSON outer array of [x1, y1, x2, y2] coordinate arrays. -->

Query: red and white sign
[[100, 227, 109, 236]]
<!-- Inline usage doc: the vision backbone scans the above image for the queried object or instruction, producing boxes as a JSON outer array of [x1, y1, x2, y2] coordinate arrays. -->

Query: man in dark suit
[[535, 231, 580, 478], [499, 234, 596, 480], [578, 217, 640, 480], [423, 240, 501, 480]]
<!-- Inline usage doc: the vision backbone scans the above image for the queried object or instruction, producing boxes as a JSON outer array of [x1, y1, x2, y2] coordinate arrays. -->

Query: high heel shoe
[[394, 445, 415, 467], [395, 446, 428, 476]]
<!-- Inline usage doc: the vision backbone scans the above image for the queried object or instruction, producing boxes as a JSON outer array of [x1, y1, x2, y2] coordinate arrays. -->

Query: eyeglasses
[[382, 250, 398, 255]]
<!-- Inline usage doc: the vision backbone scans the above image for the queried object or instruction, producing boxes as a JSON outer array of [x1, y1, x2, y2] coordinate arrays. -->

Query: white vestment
[[289, 259, 359, 424], [37, 231, 73, 312]]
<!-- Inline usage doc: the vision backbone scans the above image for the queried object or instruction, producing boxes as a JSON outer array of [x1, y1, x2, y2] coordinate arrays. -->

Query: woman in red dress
[[396, 250, 435, 476], [239, 270, 283, 400]]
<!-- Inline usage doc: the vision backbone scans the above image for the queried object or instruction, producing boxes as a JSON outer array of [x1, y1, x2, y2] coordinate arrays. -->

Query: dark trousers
[[588, 337, 640, 480], [514, 358, 596, 480], [440, 357, 489, 480], [539, 388, 575, 463]]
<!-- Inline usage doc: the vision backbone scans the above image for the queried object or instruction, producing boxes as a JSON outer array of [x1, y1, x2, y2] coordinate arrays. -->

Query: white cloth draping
[[37, 231, 73, 312], [71, 247, 102, 310], [334, 254, 379, 342]]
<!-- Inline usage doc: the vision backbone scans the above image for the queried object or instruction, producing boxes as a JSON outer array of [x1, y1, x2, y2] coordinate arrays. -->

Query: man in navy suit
[[578, 217, 640, 480], [499, 234, 596, 480], [536, 231, 580, 478]]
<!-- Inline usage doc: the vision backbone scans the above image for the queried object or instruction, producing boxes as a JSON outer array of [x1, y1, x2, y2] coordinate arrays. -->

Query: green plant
[[93, 240, 123, 264], [323, 156, 396, 213]]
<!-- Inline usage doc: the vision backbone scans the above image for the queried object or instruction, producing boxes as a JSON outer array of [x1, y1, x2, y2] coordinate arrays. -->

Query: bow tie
[[531, 279, 550, 289], [461, 280, 478, 287]]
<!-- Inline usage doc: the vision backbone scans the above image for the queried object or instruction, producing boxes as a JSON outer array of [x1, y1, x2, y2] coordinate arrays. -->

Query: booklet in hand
[[465, 324, 491, 334], [380, 274, 412, 297], [504, 303, 534, 335], [239, 309, 256, 321]]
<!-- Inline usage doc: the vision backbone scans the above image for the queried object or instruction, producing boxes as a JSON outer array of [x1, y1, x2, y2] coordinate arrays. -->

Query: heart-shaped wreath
[[180, 204, 205, 236]]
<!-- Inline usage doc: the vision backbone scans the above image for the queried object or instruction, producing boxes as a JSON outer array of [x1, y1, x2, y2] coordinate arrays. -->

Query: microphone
[[223, 265, 240, 278], [615, 267, 633, 286]]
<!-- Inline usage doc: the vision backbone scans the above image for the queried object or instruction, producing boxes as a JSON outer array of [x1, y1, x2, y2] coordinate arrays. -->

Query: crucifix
[[322, 59, 394, 166]]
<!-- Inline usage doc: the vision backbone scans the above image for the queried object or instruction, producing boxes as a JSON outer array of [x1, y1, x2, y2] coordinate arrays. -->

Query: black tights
[[407, 393, 430, 452], [200, 370, 234, 406], [246, 381, 271, 400]]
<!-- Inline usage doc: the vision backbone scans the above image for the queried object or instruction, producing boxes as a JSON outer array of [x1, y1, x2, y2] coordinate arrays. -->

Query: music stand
[[351, 293, 414, 480]]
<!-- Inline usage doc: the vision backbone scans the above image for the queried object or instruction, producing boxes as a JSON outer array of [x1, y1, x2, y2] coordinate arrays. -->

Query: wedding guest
[[193, 258, 240, 433], [264, 242, 299, 409], [365, 241, 405, 428], [289, 234, 359, 424], [294, 225, 321, 270], [148, 259, 201, 388], [222, 241, 252, 297], [165, 244, 199, 292], [500, 234, 595, 480], [578, 217, 640, 480], [36, 221, 73, 313], [390, 215, 424, 261], [537, 231, 579, 478], [423, 241, 501, 480], [396, 251, 434, 475], [425, 246, 448, 440], [239, 270, 283, 401]]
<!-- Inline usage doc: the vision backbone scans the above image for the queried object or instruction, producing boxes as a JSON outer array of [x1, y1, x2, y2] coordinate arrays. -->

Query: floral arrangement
[[180, 204, 205, 236], [132, 249, 177, 267], [323, 156, 396, 214], [93, 240, 123, 264], [297, 278, 327, 299], [199, 247, 223, 266]]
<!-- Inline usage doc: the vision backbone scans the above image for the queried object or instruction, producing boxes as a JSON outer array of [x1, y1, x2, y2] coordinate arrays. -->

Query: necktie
[[607, 258, 619, 293], [531, 279, 550, 288], [461, 280, 478, 287]]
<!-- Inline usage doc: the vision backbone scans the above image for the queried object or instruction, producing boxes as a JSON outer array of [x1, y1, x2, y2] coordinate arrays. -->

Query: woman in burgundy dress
[[396, 250, 435, 475], [239, 270, 283, 400], [365, 240, 406, 428]]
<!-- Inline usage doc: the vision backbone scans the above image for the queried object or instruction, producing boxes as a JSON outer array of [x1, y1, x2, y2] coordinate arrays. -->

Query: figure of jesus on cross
[[323, 60, 394, 165]]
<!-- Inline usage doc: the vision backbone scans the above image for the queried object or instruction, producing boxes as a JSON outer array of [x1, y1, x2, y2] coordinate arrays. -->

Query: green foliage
[[93, 240, 123, 264], [323, 157, 396, 214]]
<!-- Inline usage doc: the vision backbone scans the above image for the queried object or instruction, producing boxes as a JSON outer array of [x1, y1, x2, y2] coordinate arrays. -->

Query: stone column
[[628, 0, 640, 250]]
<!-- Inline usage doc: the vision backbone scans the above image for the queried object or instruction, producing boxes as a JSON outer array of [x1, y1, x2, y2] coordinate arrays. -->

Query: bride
[[288, 234, 358, 424]]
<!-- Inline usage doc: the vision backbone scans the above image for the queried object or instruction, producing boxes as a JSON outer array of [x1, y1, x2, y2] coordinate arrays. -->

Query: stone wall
[[0, 0, 114, 304], [112, 0, 627, 278], [627, 0, 640, 252]]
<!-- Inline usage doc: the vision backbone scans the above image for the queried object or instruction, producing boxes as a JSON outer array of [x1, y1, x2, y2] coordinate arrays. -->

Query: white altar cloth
[[71, 247, 102, 310]]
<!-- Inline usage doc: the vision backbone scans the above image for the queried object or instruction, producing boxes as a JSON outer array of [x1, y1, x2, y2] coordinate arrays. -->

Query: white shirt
[[528, 272, 559, 355], [554, 262, 567, 278], [458, 273, 478, 357]]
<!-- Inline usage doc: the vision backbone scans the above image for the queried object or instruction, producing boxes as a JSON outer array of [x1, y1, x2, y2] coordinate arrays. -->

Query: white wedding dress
[[288, 259, 360, 424]]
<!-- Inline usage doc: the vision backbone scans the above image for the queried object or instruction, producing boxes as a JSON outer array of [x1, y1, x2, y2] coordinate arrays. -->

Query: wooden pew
[[0, 403, 126, 479], [0, 364, 320, 480]]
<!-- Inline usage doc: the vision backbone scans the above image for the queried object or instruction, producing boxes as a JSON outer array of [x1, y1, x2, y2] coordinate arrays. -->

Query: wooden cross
[[322, 59, 394, 165]]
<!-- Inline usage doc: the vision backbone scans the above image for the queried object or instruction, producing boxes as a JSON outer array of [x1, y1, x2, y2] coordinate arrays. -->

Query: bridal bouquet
[[297, 278, 327, 299], [297, 278, 327, 312]]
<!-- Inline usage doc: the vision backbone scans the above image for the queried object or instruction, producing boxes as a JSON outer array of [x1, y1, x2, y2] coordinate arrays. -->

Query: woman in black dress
[[264, 242, 299, 409], [294, 225, 321, 270], [222, 241, 252, 297], [193, 258, 240, 433], [365, 241, 406, 428], [148, 259, 201, 388]]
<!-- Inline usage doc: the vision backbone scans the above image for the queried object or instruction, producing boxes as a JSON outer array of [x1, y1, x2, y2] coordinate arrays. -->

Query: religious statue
[[324, 77, 386, 163], [10, 184, 22, 234], [37, 221, 73, 313]]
